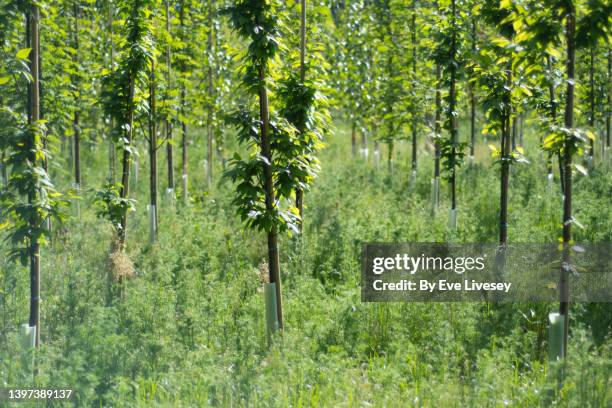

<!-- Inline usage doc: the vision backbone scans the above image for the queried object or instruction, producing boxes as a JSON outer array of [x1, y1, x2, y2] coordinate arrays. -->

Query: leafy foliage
[[223, 0, 325, 234], [0, 51, 66, 265], [94, 183, 137, 234]]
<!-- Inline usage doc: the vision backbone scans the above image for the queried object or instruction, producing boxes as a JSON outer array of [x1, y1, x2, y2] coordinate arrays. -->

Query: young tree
[[278, 0, 328, 228], [468, 19, 478, 159], [335, 1, 370, 160], [102, 0, 154, 248], [206, 0, 215, 188], [163, 0, 175, 197], [107, 0, 117, 183], [607, 49, 611, 152], [71, 1, 82, 198], [410, 2, 420, 173], [148, 58, 158, 243], [178, 0, 189, 204], [576, 7, 609, 165], [540, 0, 608, 357], [474, 0, 529, 246], [559, 0, 576, 359], [422, 0, 445, 213], [432, 0, 467, 228], [0, 1, 65, 348], [224, 0, 321, 329]]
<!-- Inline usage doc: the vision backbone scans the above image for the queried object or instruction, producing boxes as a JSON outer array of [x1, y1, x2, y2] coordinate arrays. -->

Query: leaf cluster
[[93, 182, 136, 233]]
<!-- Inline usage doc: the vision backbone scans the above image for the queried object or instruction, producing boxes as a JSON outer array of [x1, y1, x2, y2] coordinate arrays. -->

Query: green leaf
[[16, 48, 32, 60], [546, 47, 561, 59], [0, 77, 9, 86]]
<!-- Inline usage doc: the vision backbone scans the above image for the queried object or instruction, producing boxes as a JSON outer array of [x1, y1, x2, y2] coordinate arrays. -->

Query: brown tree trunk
[[258, 65, 283, 329], [1, 151, 6, 186], [499, 111, 510, 246], [588, 45, 595, 160], [179, 1, 188, 204], [295, 0, 306, 227], [119, 73, 136, 248], [449, 0, 458, 211], [519, 112, 524, 147], [511, 111, 517, 150], [499, 66, 512, 246], [149, 61, 158, 242], [469, 21, 477, 158], [411, 12, 418, 172], [607, 48, 611, 150], [351, 122, 357, 157], [181, 102, 187, 203], [547, 74, 555, 178], [206, 0, 214, 188], [164, 0, 174, 194], [73, 3, 81, 190], [560, 2, 576, 358], [433, 63, 442, 211], [108, 2, 116, 183], [547, 56, 563, 190], [28, 2, 41, 348]]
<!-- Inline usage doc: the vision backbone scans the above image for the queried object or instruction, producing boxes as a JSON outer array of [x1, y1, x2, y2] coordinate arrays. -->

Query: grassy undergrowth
[[1, 125, 611, 407]]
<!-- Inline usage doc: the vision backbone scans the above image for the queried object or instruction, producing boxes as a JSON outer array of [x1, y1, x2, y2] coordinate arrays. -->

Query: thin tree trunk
[[149, 61, 158, 243], [588, 45, 595, 160], [519, 111, 524, 147], [351, 122, 357, 157], [546, 88, 554, 178], [166, 122, 174, 192], [511, 111, 517, 150], [547, 56, 563, 190], [179, 1, 188, 204], [164, 0, 174, 194], [1, 151, 6, 186], [607, 48, 611, 150], [0, 91, 5, 184], [73, 3, 81, 190], [26, 11, 31, 121], [449, 0, 457, 211], [206, 0, 214, 188], [295, 0, 306, 227], [212, 7, 224, 168], [469, 91, 476, 157], [68, 132, 73, 173], [411, 12, 417, 172], [28, 2, 41, 348], [469, 20, 476, 158], [560, 2, 576, 358], [37, 11, 51, 236], [499, 110, 511, 245], [258, 64, 283, 329], [499, 62, 512, 246], [108, 2, 115, 183], [119, 72, 136, 248], [38, 25, 46, 174], [181, 99, 187, 204], [434, 63, 442, 207]]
